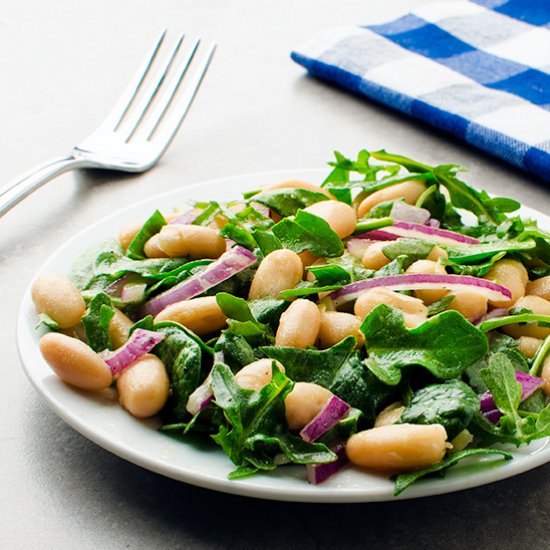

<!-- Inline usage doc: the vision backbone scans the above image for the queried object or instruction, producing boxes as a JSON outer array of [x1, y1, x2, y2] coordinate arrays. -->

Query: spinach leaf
[[279, 282, 343, 299], [441, 251, 506, 277], [392, 448, 513, 496], [251, 188, 329, 217], [361, 306, 488, 385], [382, 238, 434, 268], [126, 210, 167, 259], [81, 292, 115, 352], [427, 295, 455, 317], [210, 364, 335, 472], [154, 321, 210, 421], [216, 293, 273, 346], [399, 380, 479, 439], [260, 337, 356, 388], [306, 263, 351, 286], [252, 230, 282, 256], [272, 210, 344, 257], [214, 332, 256, 372], [248, 297, 290, 328], [260, 338, 393, 420]]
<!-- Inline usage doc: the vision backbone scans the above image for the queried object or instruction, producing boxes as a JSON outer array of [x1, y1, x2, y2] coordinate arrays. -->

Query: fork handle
[[0, 155, 93, 217]]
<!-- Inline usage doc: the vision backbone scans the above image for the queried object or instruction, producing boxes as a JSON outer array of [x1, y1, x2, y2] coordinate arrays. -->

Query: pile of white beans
[[32, 177, 550, 475]]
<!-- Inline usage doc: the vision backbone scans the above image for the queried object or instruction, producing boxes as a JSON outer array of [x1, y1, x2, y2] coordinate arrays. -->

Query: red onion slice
[[142, 246, 256, 316], [169, 208, 201, 225], [306, 442, 348, 485], [300, 395, 351, 443], [356, 221, 480, 245], [390, 202, 431, 225], [326, 273, 511, 307], [121, 282, 147, 303], [100, 328, 165, 375]]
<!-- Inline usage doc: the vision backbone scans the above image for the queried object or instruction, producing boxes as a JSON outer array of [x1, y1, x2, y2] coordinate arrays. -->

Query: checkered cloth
[[291, 0, 550, 182]]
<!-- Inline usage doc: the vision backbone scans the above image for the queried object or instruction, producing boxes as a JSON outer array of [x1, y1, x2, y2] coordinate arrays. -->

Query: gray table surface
[[2, 1, 550, 548]]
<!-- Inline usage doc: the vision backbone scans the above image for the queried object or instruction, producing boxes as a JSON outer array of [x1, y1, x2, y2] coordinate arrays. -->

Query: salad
[[31, 149, 550, 496]]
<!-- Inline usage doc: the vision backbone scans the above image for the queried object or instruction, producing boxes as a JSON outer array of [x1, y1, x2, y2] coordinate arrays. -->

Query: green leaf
[[272, 210, 344, 257], [210, 364, 335, 469], [446, 239, 536, 263], [361, 306, 488, 385], [465, 332, 529, 394], [81, 293, 115, 352], [252, 230, 282, 256], [35, 313, 59, 331], [427, 295, 455, 316], [354, 217, 393, 233], [479, 314, 550, 333], [261, 338, 393, 420], [399, 380, 479, 439], [251, 188, 329, 217], [126, 210, 167, 259], [279, 282, 343, 299], [260, 337, 356, 389], [381, 238, 434, 268], [153, 321, 210, 421], [480, 353, 522, 422], [393, 448, 513, 496]]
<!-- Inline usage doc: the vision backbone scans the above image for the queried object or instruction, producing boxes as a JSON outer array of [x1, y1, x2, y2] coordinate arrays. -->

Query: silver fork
[[0, 31, 215, 217]]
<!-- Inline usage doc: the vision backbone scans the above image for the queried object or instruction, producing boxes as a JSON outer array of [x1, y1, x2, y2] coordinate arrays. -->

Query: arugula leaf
[[479, 313, 550, 333], [251, 188, 329, 217], [392, 448, 513, 496], [361, 306, 488, 385], [399, 380, 479, 439], [446, 239, 536, 263], [441, 251, 506, 277], [126, 210, 167, 260], [477, 352, 550, 445], [272, 210, 344, 257], [81, 292, 115, 352], [210, 364, 335, 471], [465, 332, 529, 393]]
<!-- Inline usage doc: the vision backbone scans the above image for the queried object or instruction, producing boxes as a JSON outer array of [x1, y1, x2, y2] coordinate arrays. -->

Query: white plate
[[17, 169, 550, 503]]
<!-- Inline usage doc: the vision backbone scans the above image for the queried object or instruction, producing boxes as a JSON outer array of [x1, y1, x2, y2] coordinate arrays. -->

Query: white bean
[[116, 354, 170, 418], [39, 332, 112, 390], [284, 382, 332, 430], [248, 249, 303, 300], [32, 273, 86, 329], [275, 299, 321, 348], [346, 423, 447, 471]]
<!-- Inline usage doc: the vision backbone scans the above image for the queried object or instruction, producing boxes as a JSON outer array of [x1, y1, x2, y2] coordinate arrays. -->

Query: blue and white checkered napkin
[[291, 0, 550, 182]]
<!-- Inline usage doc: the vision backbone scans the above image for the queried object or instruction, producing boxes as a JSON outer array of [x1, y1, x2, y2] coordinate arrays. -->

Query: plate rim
[[17, 168, 550, 503]]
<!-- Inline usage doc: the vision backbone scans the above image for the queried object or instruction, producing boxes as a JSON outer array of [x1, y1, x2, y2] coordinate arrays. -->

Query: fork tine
[[134, 36, 201, 142], [144, 41, 216, 150], [118, 33, 189, 142], [98, 30, 167, 133]]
